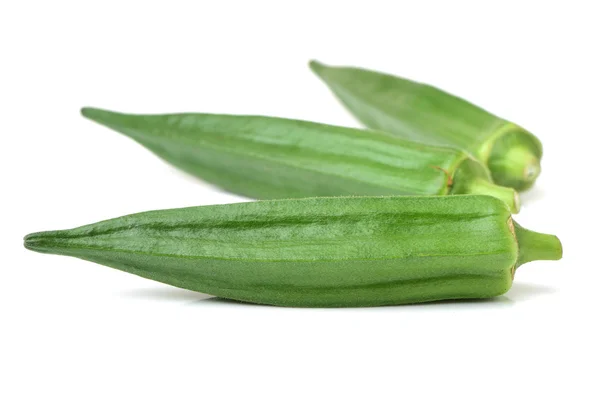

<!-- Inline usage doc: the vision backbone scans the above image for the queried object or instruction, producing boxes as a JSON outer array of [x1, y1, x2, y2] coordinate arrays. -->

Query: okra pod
[[24, 195, 561, 307], [310, 61, 543, 191], [81, 108, 519, 212]]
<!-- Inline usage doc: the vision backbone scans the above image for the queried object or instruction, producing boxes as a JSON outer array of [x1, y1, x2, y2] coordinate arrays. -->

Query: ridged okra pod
[[310, 61, 543, 191], [24, 195, 561, 307], [81, 108, 519, 212]]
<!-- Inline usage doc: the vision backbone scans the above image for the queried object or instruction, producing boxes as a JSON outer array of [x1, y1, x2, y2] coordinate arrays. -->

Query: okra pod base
[[483, 126, 542, 192], [24, 196, 561, 307]]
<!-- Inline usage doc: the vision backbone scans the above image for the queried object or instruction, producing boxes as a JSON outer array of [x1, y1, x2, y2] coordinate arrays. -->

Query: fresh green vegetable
[[310, 61, 543, 191], [24, 195, 561, 307], [81, 107, 519, 212]]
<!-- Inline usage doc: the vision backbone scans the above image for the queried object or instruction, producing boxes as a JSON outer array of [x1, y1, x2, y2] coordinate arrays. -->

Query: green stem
[[450, 157, 521, 213], [513, 222, 562, 267], [464, 177, 520, 213]]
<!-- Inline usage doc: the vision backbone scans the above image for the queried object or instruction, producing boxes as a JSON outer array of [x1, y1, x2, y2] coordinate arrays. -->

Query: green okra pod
[[81, 107, 519, 212], [310, 61, 543, 191], [24, 195, 561, 307]]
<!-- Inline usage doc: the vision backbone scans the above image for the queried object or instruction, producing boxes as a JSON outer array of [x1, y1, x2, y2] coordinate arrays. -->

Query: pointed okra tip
[[23, 231, 59, 254], [81, 107, 128, 130], [80, 106, 107, 121], [309, 59, 328, 75]]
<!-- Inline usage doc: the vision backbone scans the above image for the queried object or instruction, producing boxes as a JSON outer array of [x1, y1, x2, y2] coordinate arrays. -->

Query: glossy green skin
[[25, 196, 521, 307], [81, 108, 505, 199], [309, 61, 543, 191]]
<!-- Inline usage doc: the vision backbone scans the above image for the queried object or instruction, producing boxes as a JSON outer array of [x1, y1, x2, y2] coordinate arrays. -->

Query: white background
[[2, 1, 599, 399]]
